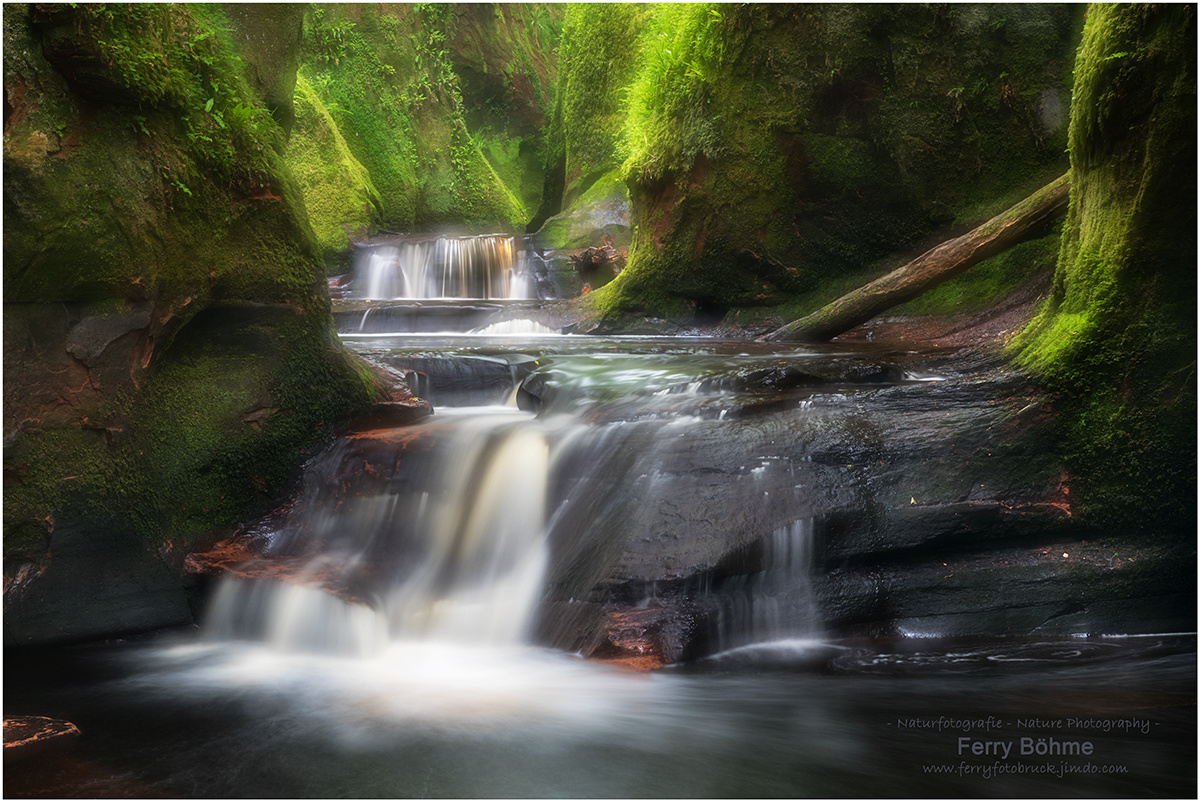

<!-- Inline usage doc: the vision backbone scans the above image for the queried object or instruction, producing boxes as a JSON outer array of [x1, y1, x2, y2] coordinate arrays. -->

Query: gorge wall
[[284, 3, 560, 265], [2, 4, 382, 643], [546, 4, 1082, 323]]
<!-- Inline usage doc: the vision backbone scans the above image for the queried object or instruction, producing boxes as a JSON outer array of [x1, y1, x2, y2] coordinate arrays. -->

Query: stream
[[4, 237, 1194, 798]]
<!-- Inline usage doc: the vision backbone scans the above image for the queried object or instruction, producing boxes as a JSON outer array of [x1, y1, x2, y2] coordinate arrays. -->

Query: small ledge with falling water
[[328, 233, 560, 336]]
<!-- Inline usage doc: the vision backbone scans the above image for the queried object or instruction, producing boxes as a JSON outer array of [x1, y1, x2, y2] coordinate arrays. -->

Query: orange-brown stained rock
[[183, 536, 264, 577], [4, 717, 80, 764], [587, 607, 670, 672], [186, 542, 375, 608]]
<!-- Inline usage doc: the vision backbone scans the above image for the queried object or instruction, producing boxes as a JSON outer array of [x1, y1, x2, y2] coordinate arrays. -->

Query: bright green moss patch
[[450, 4, 562, 220], [285, 76, 381, 265], [555, 4, 643, 207], [294, 4, 530, 234]]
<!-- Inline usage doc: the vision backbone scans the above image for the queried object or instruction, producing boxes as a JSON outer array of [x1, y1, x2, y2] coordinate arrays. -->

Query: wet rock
[[816, 539, 1196, 638], [534, 346, 1187, 663], [350, 400, 433, 430], [3, 520, 193, 646], [376, 355, 535, 407], [3, 716, 80, 764], [334, 301, 509, 334]]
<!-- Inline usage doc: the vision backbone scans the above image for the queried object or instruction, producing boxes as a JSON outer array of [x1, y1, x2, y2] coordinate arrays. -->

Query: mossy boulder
[[1014, 4, 1196, 532], [575, 4, 1080, 321], [3, 3, 381, 644]]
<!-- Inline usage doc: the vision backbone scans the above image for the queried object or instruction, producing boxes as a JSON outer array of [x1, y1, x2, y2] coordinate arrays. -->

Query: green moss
[[118, 308, 378, 541], [3, 3, 382, 556], [299, 7, 421, 227], [4, 3, 318, 309], [572, 4, 1080, 317], [284, 76, 381, 265], [555, 4, 644, 206], [449, 4, 563, 220], [294, 4, 530, 234], [4, 307, 380, 552], [1013, 4, 1196, 531]]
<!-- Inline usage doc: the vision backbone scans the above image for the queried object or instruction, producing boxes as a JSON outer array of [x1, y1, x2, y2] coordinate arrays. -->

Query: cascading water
[[708, 518, 821, 655], [354, 234, 533, 300], [12, 331, 1195, 799], [199, 343, 847, 669], [204, 408, 553, 655]]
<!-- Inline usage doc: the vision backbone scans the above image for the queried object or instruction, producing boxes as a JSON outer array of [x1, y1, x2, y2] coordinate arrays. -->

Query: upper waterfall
[[352, 234, 534, 301]]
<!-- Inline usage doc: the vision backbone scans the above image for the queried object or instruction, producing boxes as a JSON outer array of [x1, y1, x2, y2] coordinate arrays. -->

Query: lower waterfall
[[203, 408, 553, 655]]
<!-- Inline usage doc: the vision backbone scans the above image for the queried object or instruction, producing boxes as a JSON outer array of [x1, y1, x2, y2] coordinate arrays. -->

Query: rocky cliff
[[3, 3, 381, 644]]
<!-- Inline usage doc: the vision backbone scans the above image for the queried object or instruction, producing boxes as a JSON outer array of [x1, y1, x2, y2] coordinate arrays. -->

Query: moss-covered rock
[[3, 3, 381, 644], [573, 4, 1079, 320], [284, 75, 381, 266], [449, 3, 561, 222], [1014, 4, 1196, 531], [221, 4, 305, 136], [293, 4, 528, 238]]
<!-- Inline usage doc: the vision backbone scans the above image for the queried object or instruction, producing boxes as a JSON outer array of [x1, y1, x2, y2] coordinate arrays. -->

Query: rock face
[[533, 346, 1192, 667], [3, 4, 381, 645], [1013, 4, 1197, 532], [562, 5, 1080, 320], [284, 3, 560, 252]]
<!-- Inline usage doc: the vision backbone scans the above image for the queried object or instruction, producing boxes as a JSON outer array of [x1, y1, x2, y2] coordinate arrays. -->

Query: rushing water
[[5, 296, 1195, 799]]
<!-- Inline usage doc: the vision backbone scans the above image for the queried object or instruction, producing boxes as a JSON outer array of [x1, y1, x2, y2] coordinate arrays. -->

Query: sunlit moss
[[554, 4, 643, 206], [294, 4, 528, 233], [284, 76, 381, 265], [582, 4, 1080, 317]]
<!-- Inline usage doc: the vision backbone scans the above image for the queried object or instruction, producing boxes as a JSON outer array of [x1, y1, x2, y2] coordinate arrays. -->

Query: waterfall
[[203, 409, 552, 655], [708, 518, 821, 654], [354, 235, 533, 300], [201, 348, 838, 664]]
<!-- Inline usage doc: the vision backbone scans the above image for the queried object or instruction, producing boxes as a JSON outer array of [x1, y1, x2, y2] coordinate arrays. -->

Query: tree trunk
[[765, 173, 1070, 342]]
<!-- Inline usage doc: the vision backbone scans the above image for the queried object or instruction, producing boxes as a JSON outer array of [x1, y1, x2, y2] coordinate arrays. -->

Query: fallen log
[[765, 173, 1070, 342]]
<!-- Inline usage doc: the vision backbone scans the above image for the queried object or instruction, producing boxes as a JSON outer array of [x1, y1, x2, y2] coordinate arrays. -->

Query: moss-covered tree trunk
[[1014, 4, 1196, 531]]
